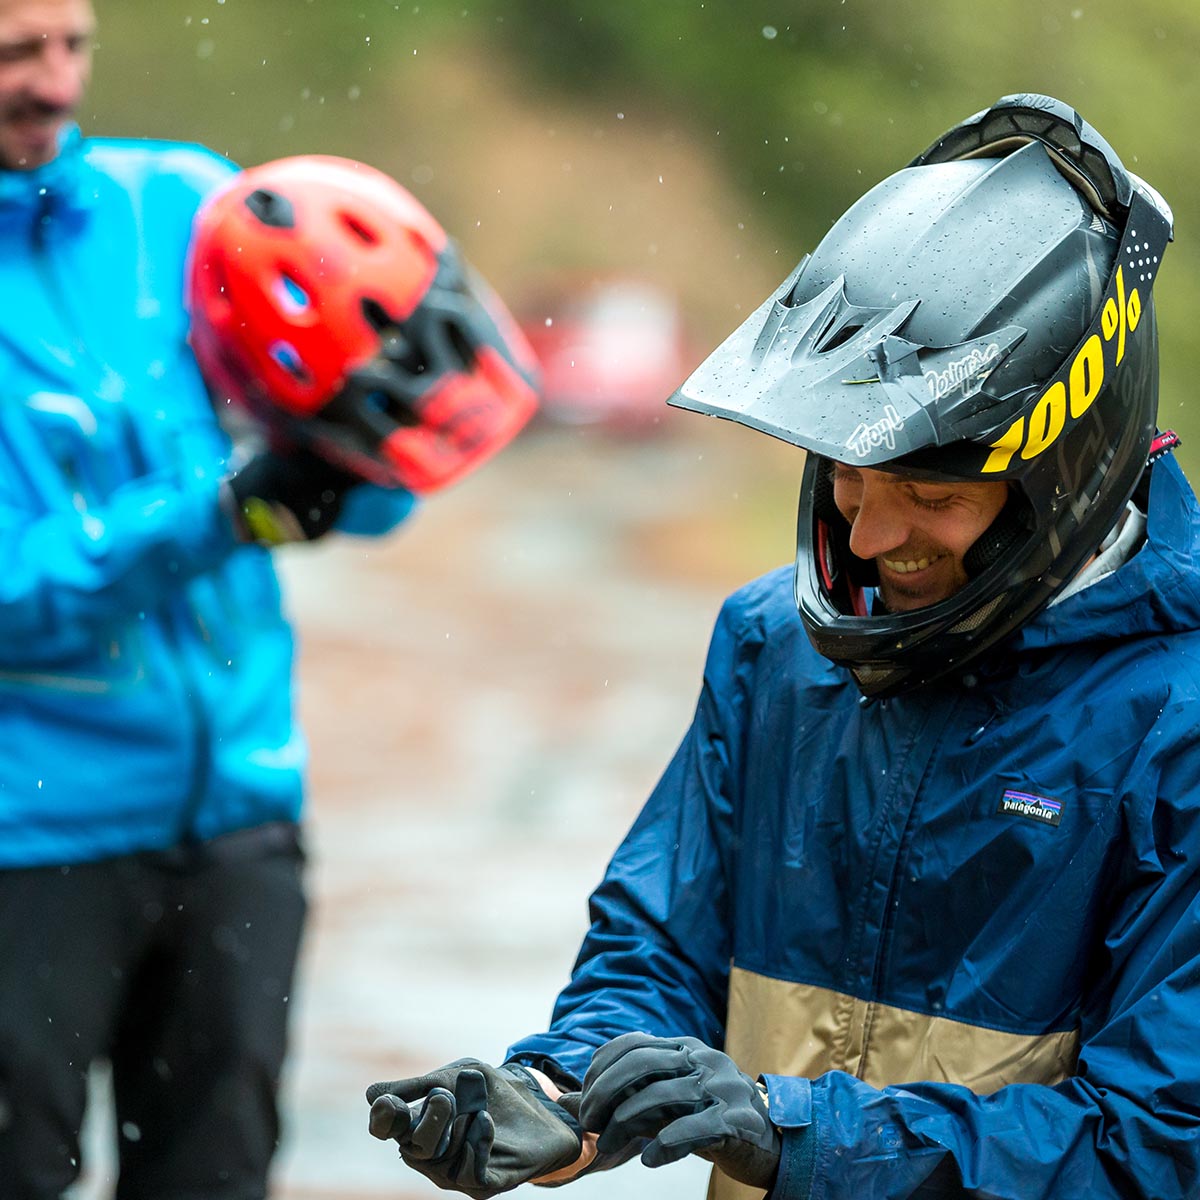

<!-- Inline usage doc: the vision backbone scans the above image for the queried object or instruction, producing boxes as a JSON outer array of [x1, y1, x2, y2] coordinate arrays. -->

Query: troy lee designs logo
[[846, 405, 904, 458], [923, 343, 1002, 402]]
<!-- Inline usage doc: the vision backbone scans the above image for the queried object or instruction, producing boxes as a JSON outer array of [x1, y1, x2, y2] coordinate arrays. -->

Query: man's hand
[[579, 1033, 781, 1189], [366, 1059, 583, 1198], [225, 445, 359, 544]]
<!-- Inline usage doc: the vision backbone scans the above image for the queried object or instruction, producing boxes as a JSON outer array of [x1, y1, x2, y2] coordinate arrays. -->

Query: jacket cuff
[[335, 480, 418, 536], [761, 1074, 816, 1200]]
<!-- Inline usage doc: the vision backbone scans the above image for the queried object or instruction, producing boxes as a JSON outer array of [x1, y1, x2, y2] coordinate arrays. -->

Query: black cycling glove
[[366, 1059, 583, 1198], [579, 1033, 781, 1189], [225, 445, 359, 544]]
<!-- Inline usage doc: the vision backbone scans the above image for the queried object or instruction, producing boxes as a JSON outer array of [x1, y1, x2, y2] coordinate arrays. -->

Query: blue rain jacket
[[509, 454, 1200, 1199], [0, 130, 414, 868]]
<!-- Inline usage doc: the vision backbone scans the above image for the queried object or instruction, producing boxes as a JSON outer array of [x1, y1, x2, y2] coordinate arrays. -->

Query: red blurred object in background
[[520, 278, 691, 432]]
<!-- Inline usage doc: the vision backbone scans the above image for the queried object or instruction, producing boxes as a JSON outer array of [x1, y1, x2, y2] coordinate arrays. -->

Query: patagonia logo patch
[[997, 789, 1062, 827]]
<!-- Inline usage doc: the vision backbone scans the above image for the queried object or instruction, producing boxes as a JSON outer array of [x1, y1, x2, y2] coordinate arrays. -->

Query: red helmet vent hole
[[269, 340, 312, 383], [341, 212, 379, 244], [361, 297, 394, 333], [275, 273, 311, 315], [244, 188, 295, 229]]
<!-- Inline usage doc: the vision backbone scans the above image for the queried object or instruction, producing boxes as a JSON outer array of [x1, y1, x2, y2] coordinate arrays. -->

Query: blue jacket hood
[[1017, 453, 1200, 653]]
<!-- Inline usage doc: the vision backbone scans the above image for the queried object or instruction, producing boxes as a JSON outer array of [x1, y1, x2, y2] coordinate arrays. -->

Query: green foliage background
[[88, 0, 1199, 469]]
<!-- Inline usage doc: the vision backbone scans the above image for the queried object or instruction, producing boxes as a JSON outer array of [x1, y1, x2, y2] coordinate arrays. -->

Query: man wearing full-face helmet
[[366, 96, 1200, 1200]]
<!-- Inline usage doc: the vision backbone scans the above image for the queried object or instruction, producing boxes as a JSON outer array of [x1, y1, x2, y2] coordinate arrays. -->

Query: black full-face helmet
[[670, 94, 1174, 696]]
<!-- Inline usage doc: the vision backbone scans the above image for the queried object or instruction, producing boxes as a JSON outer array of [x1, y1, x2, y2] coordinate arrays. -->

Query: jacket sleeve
[[0, 388, 244, 660], [506, 595, 757, 1085], [334, 479, 419, 537], [0, 463, 238, 662], [765, 698, 1200, 1200]]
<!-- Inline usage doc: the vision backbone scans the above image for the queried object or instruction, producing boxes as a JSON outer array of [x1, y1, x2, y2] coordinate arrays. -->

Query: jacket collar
[[0, 125, 99, 223], [1017, 453, 1200, 651]]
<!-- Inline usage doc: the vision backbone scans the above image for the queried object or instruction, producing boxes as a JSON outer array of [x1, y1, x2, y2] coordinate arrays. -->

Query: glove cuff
[[222, 473, 308, 545]]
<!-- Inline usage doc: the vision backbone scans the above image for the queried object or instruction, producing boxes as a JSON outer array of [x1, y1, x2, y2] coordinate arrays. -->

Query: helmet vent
[[851, 662, 900, 688], [341, 211, 379, 244], [443, 318, 476, 369], [360, 300, 432, 377], [275, 272, 311, 315], [947, 593, 1006, 635], [819, 323, 863, 353], [361, 297, 396, 334], [268, 340, 312, 383], [244, 188, 295, 229]]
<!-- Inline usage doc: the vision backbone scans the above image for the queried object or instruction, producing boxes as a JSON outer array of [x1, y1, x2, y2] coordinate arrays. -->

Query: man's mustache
[[6, 99, 75, 122]]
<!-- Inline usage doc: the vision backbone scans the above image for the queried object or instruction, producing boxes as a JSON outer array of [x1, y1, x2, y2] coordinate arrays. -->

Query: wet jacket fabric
[[508, 454, 1200, 1200], [0, 130, 414, 868]]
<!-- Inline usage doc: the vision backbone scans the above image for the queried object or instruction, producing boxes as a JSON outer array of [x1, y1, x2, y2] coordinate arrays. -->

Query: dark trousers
[[0, 825, 307, 1199]]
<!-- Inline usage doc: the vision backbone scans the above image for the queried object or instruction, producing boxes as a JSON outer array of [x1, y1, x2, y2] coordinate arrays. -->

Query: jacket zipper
[[32, 193, 213, 838], [855, 693, 959, 1072]]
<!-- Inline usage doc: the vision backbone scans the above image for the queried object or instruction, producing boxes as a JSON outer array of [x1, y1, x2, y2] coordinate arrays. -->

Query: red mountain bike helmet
[[671, 94, 1173, 696], [187, 155, 539, 492]]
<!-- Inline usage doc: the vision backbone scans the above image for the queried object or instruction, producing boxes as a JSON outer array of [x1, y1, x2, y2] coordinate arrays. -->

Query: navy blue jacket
[[510, 454, 1200, 1199]]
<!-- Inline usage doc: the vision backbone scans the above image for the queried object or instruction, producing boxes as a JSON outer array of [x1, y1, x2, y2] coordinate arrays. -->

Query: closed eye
[[907, 489, 957, 512]]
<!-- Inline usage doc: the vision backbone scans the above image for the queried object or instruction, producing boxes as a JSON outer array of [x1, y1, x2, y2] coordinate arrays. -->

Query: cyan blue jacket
[[509, 454, 1200, 1199], [0, 129, 414, 868]]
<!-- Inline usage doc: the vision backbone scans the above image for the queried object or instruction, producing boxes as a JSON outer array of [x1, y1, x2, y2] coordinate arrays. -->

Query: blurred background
[[73, 1, 1199, 1196]]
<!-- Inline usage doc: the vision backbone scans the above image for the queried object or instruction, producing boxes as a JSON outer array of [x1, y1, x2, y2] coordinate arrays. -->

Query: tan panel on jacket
[[706, 966, 1080, 1200]]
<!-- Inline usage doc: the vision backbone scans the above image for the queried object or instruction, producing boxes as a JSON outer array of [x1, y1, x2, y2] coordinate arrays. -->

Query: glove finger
[[365, 1059, 486, 1105], [366, 1079, 402, 1105], [641, 1111, 726, 1169], [454, 1067, 490, 1116], [583, 1033, 682, 1089], [580, 1041, 692, 1132], [403, 1088, 457, 1160], [595, 1076, 706, 1156], [368, 1093, 414, 1141], [581, 1044, 695, 1135], [460, 1108, 495, 1185], [643, 1108, 724, 1166]]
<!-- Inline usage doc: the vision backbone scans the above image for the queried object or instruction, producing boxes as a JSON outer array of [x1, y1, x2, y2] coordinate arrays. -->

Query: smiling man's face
[[831, 462, 1009, 611], [0, 0, 93, 171]]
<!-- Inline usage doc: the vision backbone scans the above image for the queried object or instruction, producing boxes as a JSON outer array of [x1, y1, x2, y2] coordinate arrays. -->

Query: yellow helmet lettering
[[1068, 335, 1105, 419], [983, 417, 1025, 474], [1101, 297, 1120, 341], [1126, 287, 1142, 333], [1022, 382, 1066, 460]]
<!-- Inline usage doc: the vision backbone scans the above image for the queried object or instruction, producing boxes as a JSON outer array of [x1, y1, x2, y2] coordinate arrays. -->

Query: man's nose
[[846, 485, 910, 560], [29, 41, 86, 110]]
